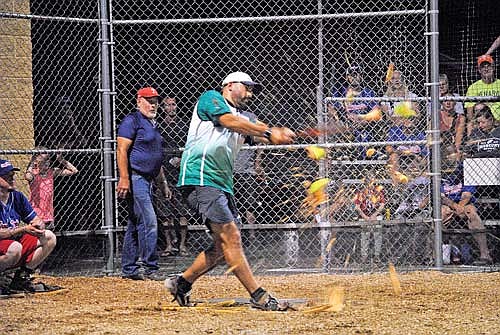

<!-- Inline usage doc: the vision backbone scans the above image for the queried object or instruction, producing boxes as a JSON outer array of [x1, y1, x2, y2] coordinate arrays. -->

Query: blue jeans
[[122, 174, 159, 276]]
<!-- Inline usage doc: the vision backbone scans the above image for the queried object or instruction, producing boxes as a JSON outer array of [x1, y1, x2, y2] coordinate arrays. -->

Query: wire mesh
[[0, 0, 499, 277]]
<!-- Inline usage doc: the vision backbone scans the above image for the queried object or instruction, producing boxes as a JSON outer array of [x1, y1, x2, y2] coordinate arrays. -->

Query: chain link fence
[[0, 0, 499, 277]]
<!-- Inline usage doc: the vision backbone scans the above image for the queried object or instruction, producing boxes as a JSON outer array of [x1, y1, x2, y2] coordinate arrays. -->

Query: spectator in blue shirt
[[440, 145, 492, 265], [117, 87, 172, 281], [328, 64, 378, 158], [0, 159, 57, 293], [386, 117, 427, 184]]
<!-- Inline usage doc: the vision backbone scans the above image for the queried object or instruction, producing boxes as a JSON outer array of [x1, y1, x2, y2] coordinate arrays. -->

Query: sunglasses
[[143, 97, 159, 105]]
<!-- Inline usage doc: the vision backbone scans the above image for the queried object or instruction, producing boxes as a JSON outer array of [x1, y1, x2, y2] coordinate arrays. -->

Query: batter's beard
[[236, 101, 249, 110]]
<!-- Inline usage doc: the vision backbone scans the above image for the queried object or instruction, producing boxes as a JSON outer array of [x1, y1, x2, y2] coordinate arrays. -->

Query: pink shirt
[[29, 169, 54, 222]]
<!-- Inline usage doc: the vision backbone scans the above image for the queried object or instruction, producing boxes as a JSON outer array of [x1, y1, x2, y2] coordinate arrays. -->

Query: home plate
[[197, 297, 308, 306]]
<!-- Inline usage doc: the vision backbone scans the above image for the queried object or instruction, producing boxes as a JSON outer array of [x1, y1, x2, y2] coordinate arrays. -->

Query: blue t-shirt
[[330, 86, 377, 117], [441, 165, 476, 203], [117, 111, 165, 178], [0, 190, 37, 229], [387, 126, 428, 156]]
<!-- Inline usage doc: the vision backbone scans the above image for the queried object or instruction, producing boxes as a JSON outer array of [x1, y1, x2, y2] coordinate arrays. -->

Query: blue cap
[[0, 159, 20, 176]]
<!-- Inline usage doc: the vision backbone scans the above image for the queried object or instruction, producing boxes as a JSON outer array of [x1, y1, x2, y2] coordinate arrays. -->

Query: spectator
[[353, 178, 385, 263], [440, 146, 492, 265], [465, 55, 500, 135], [116, 87, 171, 281], [166, 71, 295, 311], [25, 148, 78, 230], [386, 116, 427, 184], [328, 64, 378, 158], [234, 112, 265, 240], [464, 104, 500, 157], [393, 157, 430, 219], [0, 159, 57, 293], [156, 97, 191, 257], [381, 69, 420, 125], [162, 97, 189, 144], [485, 35, 500, 56], [438, 74, 465, 151], [440, 93, 466, 151]]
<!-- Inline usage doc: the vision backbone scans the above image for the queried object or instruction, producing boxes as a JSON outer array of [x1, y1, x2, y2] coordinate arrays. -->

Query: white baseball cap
[[222, 71, 262, 93]]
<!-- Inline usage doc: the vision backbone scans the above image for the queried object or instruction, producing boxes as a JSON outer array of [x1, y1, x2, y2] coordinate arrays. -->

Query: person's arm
[[354, 203, 370, 220], [418, 195, 430, 210], [0, 216, 45, 240], [24, 157, 37, 183], [218, 114, 295, 144], [369, 202, 385, 220], [486, 36, 500, 55], [254, 149, 266, 180], [440, 195, 457, 208], [0, 226, 27, 240], [455, 114, 466, 151], [25, 216, 46, 236], [116, 137, 133, 199], [218, 113, 268, 136], [54, 154, 78, 177], [450, 191, 473, 216], [457, 191, 472, 207], [387, 151, 400, 182], [155, 166, 172, 199], [466, 106, 475, 137]]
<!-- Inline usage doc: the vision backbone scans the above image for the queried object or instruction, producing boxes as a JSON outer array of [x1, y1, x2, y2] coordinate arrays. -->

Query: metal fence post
[[429, 0, 443, 269], [99, 0, 116, 274]]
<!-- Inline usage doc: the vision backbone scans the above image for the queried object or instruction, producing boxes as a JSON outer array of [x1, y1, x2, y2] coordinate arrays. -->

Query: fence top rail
[[325, 95, 500, 103], [0, 149, 102, 155], [111, 9, 426, 25], [0, 12, 98, 23]]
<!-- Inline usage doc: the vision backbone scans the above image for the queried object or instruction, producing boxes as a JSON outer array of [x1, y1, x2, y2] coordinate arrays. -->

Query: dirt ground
[[1, 271, 500, 335]]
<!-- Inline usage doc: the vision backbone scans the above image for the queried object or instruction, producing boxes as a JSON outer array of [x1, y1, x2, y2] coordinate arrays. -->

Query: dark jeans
[[122, 174, 159, 276]]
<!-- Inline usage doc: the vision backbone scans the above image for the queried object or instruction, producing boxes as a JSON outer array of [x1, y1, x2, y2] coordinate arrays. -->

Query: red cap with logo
[[477, 55, 494, 66], [137, 87, 159, 98]]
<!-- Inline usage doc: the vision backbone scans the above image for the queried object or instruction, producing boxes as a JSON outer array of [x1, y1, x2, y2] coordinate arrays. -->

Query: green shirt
[[464, 79, 500, 120], [177, 90, 251, 194]]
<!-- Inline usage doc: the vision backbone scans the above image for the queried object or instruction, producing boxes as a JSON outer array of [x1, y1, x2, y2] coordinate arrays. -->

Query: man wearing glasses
[[166, 72, 295, 311], [465, 55, 500, 136], [117, 87, 172, 281]]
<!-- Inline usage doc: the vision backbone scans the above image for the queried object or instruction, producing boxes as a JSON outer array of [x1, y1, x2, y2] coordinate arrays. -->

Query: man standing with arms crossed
[[117, 87, 171, 281], [166, 72, 295, 311]]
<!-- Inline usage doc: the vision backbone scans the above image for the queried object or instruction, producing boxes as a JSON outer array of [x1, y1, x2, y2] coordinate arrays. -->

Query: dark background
[[28, 0, 500, 231]]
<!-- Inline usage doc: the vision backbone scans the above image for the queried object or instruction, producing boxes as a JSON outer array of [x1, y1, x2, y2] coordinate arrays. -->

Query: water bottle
[[385, 208, 391, 220]]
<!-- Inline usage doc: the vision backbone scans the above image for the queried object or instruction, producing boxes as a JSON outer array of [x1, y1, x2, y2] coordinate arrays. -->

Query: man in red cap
[[465, 55, 500, 136], [116, 87, 171, 281]]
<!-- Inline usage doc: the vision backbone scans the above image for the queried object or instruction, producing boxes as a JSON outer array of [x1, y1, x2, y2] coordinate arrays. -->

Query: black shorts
[[180, 186, 239, 227]]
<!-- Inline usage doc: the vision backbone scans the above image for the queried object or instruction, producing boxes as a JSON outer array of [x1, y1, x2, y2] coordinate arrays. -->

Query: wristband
[[263, 129, 272, 140]]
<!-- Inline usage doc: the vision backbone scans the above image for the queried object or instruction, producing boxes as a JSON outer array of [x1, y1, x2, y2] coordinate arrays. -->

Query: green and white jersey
[[177, 90, 253, 194]]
